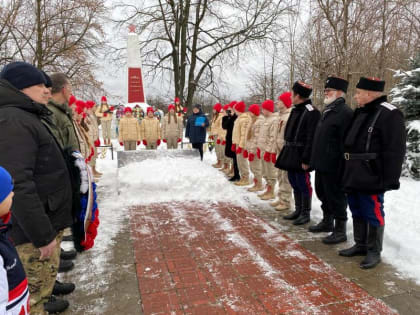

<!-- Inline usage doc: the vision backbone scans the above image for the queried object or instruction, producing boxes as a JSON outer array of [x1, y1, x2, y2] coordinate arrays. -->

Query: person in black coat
[[185, 104, 209, 160], [222, 102, 240, 181], [338, 77, 406, 269], [0, 62, 73, 313], [275, 81, 321, 225], [309, 76, 353, 244]]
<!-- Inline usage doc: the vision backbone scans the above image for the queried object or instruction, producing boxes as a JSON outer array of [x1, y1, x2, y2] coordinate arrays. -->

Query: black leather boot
[[52, 280, 76, 295], [293, 194, 311, 225], [339, 217, 368, 257], [360, 224, 384, 269], [58, 259, 74, 273], [283, 191, 302, 220], [44, 296, 69, 313], [308, 215, 334, 233], [323, 219, 347, 244], [60, 248, 77, 260]]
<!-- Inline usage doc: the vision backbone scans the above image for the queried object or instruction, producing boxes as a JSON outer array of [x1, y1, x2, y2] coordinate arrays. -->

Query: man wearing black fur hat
[[339, 77, 406, 269], [309, 76, 353, 245], [276, 81, 320, 225]]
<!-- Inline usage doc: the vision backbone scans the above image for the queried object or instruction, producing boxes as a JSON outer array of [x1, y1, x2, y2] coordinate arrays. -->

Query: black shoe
[[60, 248, 77, 260], [338, 217, 368, 257], [308, 219, 333, 233], [360, 224, 384, 269], [293, 212, 310, 225], [229, 176, 240, 182], [323, 219, 347, 244], [62, 235, 73, 242], [52, 280, 75, 295], [283, 210, 300, 220], [58, 259, 74, 273], [44, 295, 69, 313], [283, 191, 302, 220]]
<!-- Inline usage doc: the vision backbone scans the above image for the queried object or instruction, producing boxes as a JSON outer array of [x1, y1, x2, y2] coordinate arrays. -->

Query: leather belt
[[344, 153, 378, 160], [285, 141, 304, 147]]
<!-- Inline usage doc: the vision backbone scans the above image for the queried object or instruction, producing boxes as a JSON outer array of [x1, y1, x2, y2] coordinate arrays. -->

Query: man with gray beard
[[309, 76, 353, 244]]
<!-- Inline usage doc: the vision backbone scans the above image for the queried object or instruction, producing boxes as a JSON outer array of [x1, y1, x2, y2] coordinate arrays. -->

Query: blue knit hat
[[0, 167, 14, 203], [0, 61, 46, 90]]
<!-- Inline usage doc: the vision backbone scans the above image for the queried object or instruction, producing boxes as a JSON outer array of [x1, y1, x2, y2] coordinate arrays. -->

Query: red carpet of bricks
[[129, 202, 396, 315]]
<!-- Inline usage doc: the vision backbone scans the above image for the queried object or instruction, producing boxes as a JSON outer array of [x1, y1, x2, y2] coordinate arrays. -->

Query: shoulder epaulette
[[305, 104, 314, 111], [380, 102, 397, 111]]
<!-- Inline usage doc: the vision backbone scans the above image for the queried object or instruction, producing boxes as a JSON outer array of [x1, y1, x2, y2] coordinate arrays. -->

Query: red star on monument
[[128, 24, 136, 33]]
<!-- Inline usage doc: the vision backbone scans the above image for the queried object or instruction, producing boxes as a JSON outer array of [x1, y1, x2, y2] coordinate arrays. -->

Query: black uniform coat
[[222, 113, 238, 158], [342, 95, 406, 194], [310, 97, 353, 173], [283, 100, 321, 165], [0, 79, 73, 247]]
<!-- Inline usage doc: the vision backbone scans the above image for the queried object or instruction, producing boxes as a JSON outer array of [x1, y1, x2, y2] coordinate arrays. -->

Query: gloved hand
[[264, 152, 270, 162], [216, 139, 221, 144], [271, 153, 277, 164], [236, 147, 242, 154], [222, 140, 226, 145], [103, 113, 107, 117], [110, 106, 114, 111], [231, 144, 236, 152], [137, 141, 140, 145], [257, 148, 261, 159], [119, 142, 123, 146], [248, 153, 255, 162], [94, 139, 100, 147], [143, 140, 147, 146], [209, 135, 214, 140], [163, 139, 167, 143], [243, 150, 248, 158], [157, 139, 161, 146], [183, 107, 187, 113], [177, 138, 182, 143]]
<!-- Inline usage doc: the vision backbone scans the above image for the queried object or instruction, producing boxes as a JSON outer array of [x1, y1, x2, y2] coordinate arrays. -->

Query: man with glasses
[[309, 76, 353, 244]]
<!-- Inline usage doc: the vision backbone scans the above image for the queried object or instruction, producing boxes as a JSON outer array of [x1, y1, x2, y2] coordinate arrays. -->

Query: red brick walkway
[[130, 202, 396, 314]]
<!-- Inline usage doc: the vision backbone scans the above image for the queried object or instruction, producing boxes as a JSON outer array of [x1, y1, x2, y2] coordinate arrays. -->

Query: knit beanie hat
[[101, 96, 107, 103], [168, 104, 175, 111], [213, 103, 222, 113], [42, 71, 52, 88], [86, 100, 95, 109], [147, 107, 154, 114], [229, 101, 237, 108], [248, 104, 260, 116], [261, 99, 275, 113], [234, 101, 246, 113], [223, 104, 230, 111], [278, 92, 292, 108], [0, 61, 47, 90], [175, 97, 180, 103], [75, 100, 86, 115], [124, 107, 132, 113], [0, 167, 13, 204]]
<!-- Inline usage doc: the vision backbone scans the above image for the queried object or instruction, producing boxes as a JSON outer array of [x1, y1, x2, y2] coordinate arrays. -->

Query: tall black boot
[[322, 219, 347, 244], [360, 224, 384, 269], [283, 191, 301, 220], [308, 206, 333, 233], [339, 217, 368, 257], [293, 194, 311, 225]]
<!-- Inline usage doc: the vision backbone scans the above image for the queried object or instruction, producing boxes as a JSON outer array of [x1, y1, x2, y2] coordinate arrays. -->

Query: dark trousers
[[232, 154, 240, 178], [192, 143, 203, 160], [348, 193, 385, 227], [315, 171, 348, 221], [287, 171, 312, 197]]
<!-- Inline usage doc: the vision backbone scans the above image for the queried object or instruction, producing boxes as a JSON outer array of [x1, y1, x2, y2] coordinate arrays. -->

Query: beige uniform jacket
[[245, 115, 265, 153], [162, 114, 183, 140], [215, 114, 226, 141], [258, 112, 280, 153], [95, 104, 113, 121], [87, 113, 99, 142], [119, 116, 141, 142], [275, 107, 291, 153], [140, 117, 161, 142], [232, 112, 252, 149]]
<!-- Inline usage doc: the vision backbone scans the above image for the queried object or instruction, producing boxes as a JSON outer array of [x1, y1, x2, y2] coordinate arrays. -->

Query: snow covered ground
[[83, 146, 420, 298]]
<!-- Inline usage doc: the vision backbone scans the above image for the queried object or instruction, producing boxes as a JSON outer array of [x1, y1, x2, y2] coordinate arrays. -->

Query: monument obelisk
[[127, 25, 146, 104]]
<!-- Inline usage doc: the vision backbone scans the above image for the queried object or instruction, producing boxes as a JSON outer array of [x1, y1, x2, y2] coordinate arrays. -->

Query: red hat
[[234, 101, 246, 113], [168, 104, 175, 111], [69, 95, 76, 106], [147, 107, 154, 114], [248, 104, 260, 116], [124, 107, 132, 113], [261, 99, 274, 113], [213, 103, 222, 113], [223, 104, 230, 111], [86, 100, 95, 109], [229, 101, 237, 108], [174, 97, 180, 103], [75, 100, 86, 115], [101, 96, 107, 103], [278, 92, 292, 108]]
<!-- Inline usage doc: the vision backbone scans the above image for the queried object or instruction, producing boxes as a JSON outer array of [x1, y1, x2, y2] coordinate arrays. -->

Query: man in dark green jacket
[[46, 73, 80, 151]]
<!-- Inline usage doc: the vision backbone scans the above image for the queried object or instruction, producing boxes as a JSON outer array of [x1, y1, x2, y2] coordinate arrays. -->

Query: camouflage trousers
[[277, 169, 292, 205], [16, 230, 64, 315]]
